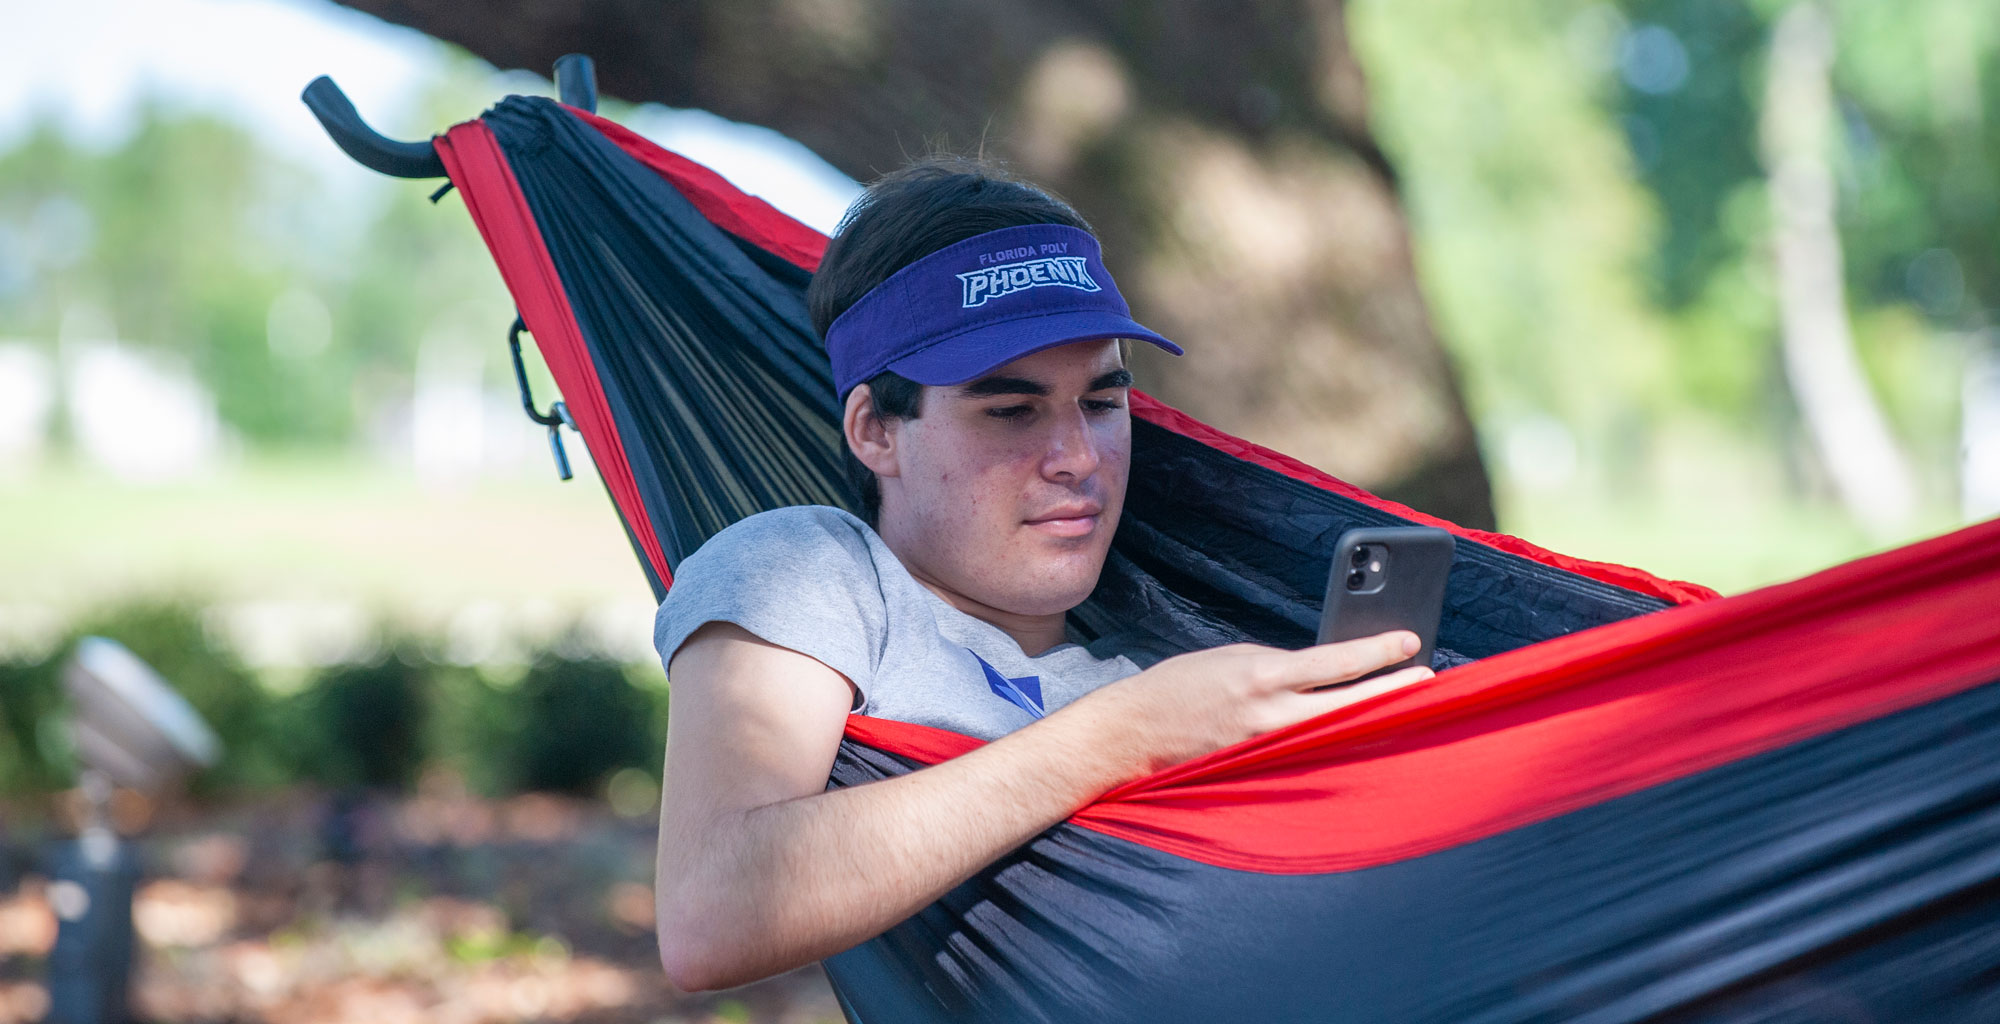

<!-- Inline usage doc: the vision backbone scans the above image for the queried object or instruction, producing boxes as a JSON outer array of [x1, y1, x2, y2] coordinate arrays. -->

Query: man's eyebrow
[[958, 375, 1050, 398], [956, 367, 1133, 399], [1090, 368, 1135, 391]]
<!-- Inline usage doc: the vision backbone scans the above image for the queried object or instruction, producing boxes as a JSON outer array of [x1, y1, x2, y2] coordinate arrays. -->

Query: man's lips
[[1025, 504, 1103, 537]]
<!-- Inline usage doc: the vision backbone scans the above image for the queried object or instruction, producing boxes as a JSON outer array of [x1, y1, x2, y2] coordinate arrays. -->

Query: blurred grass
[[0, 336, 1963, 624], [3, 439, 1977, 621], [1495, 423, 1970, 596], [1, 456, 649, 618]]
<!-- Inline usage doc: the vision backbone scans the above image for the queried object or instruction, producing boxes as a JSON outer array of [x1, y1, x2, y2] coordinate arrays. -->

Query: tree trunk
[[336, 0, 1497, 528], [1760, 1, 1916, 535]]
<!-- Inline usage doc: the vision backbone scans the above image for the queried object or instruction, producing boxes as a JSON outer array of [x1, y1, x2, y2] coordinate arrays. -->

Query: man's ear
[[843, 384, 900, 479]]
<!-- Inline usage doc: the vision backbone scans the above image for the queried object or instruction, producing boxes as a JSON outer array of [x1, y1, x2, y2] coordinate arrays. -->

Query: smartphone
[[1316, 526, 1455, 679]]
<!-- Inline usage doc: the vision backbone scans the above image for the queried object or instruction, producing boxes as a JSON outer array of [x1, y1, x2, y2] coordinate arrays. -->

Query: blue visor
[[824, 223, 1182, 397]]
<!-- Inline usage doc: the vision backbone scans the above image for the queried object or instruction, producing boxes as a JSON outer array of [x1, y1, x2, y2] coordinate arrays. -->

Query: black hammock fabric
[[405, 96, 2000, 1023]]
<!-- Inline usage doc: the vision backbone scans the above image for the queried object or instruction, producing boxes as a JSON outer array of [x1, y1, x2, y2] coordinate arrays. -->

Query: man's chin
[[994, 554, 1108, 617], [994, 594, 1096, 620]]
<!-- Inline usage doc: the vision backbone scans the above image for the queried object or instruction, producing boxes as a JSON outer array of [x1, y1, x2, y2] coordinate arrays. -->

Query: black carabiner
[[508, 316, 575, 481]]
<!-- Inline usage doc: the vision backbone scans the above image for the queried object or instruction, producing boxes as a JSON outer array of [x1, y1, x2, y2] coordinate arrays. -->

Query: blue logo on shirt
[[972, 651, 1045, 719]]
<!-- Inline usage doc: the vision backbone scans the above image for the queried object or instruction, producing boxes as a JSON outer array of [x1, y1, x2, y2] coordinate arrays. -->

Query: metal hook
[[508, 316, 575, 481], [301, 76, 448, 179], [554, 54, 599, 113]]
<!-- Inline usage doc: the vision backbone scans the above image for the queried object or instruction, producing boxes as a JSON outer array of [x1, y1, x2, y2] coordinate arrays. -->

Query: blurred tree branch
[[333, 0, 1496, 527], [1760, 2, 1915, 534]]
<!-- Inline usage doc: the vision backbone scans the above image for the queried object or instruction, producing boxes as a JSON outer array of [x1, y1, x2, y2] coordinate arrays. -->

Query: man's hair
[[808, 156, 1093, 525]]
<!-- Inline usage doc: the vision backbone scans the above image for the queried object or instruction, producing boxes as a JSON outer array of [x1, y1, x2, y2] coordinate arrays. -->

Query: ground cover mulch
[[0, 780, 841, 1024]]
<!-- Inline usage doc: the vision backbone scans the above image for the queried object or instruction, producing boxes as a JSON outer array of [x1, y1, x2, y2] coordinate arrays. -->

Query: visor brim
[[883, 310, 1183, 387]]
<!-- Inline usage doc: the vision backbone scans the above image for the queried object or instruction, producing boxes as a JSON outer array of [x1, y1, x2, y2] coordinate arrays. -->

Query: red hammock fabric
[[434, 107, 2000, 877], [435, 120, 677, 586], [421, 95, 2000, 1023], [847, 514, 2000, 872]]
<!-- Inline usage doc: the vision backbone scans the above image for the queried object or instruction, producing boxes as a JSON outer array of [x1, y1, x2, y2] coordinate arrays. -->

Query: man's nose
[[1041, 409, 1102, 481]]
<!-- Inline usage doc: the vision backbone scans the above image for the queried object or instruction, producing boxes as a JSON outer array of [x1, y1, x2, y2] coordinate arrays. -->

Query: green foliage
[[0, 600, 667, 801], [1615, 0, 1769, 307], [423, 666, 523, 798], [0, 600, 278, 794], [505, 647, 665, 795], [271, 633, 668, 798], [1350, 0, 1981, 520], [418, 652, 667, 799], [1828, 0, 2000, 325], [280, 641, 434, 790], [0, 70, 519, 453], [0, 654, 70, 794], [444, 926, 546, 965], [1351, 0, 1681, 435]]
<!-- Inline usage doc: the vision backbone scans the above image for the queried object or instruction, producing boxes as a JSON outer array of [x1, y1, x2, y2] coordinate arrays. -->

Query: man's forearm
[[655, 691, 1151, 990]]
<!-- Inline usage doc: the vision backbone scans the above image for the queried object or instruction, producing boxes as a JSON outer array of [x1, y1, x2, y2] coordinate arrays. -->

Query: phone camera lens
[[1346, 570, 1366, 590], [1351, 546, 1370, 568]]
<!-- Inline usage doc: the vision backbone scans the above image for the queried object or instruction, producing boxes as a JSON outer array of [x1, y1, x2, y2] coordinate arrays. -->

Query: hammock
[[312, 75, 2000, 1023]]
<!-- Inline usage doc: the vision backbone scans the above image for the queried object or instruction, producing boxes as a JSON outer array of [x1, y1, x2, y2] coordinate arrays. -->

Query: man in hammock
[[650, 159, 1435, 991]]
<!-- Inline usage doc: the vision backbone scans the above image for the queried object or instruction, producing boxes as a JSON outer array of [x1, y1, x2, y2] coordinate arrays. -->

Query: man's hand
[[1070, 632, 1433, 777], [653, 624, 1432, 991]]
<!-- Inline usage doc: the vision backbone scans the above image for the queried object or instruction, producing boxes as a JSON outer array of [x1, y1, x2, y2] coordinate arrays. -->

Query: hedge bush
[[0, 601, 668, 800], [279, 640, 433, 790], [507, 647, 664, 795]]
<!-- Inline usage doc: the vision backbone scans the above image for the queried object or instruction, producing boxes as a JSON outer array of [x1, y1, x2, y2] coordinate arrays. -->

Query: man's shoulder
[[664, 504, 890, 619], [688, 504, 878, 571], [654, 504, 892, 686]]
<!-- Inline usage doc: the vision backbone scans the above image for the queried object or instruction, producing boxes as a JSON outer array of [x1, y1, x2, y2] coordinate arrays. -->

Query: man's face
[[873, 339, 1132, 619]]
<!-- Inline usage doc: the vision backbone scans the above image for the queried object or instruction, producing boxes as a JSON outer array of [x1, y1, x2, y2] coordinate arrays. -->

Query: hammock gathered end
[[312, 74, 2000, 1024]]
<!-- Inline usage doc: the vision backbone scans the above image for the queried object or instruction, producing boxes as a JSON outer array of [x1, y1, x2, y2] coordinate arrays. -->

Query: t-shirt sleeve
[[652, 506, 887, 702]]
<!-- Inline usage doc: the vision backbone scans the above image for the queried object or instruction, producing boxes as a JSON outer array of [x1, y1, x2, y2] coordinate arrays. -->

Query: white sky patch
[[624, 105, 861, 233], [1, 0, 858, 229], [0, 0, 439, 155], [65, 340, 224, 480]]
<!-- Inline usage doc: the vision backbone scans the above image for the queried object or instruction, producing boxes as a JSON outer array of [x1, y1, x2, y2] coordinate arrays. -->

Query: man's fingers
[[1275, 631, 1419, 690], [1297, 664, 1434, 717]]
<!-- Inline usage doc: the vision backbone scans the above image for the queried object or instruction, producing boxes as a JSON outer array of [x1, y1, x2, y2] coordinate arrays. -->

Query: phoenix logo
[[958, 256, 1100, 308]]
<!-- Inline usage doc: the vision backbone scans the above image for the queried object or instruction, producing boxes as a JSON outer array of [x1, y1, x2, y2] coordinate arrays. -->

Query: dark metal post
[[49, 640, 219, 1024], [44, 773, 137, 1024]]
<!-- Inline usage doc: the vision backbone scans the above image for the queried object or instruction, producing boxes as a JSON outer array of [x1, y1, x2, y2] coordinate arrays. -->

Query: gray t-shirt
[[652, 505, 1143, 741]]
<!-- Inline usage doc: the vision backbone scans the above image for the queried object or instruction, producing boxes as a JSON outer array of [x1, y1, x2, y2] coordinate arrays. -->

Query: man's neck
[[898, 562, 1071, 657]]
